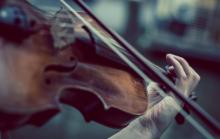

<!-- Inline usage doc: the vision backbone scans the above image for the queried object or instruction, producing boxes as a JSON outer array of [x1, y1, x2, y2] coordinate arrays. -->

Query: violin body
[[0, 0, 147, 130]]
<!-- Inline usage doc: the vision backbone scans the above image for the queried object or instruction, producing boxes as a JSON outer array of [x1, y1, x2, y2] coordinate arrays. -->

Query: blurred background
[[9, 0, 220, 139]]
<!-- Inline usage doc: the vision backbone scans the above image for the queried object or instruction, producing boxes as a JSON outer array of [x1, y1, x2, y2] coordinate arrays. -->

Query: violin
[[0, 0, 219, 138], [0, 0, 147, 130]]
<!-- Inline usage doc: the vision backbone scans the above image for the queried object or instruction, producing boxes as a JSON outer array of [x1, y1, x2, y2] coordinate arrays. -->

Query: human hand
[[138, 54, 200, 138]]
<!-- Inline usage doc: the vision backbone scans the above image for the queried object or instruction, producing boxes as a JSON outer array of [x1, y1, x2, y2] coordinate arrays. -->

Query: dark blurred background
[[9, 0, 220, 139]]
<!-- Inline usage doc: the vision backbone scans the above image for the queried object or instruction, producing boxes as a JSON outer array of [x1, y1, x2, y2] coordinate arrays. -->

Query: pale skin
[[109, 54, 201, 139]]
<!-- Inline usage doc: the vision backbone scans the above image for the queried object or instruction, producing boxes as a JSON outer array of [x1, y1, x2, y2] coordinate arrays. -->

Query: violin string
[[59, 3, 152, 89], [51, 6, 167, 74], [52, 13, 165, 73], [60, 0, 215, 138]]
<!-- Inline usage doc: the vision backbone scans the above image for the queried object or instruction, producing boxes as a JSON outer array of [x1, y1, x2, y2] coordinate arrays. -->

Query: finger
[[166, 54, 187, 79], [191, 68, 201, 82], [147, 82, 164, 109], [147, 82, 160, 95], [171, 55, 192, 76], [165, 65, 174, 72], [166, 66, 175, 76], [168, 66, 174, 71], [173, 55, 201, 83]]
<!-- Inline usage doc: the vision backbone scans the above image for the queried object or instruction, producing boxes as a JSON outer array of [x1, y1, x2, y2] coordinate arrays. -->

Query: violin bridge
[[50, 7, 76, 49]]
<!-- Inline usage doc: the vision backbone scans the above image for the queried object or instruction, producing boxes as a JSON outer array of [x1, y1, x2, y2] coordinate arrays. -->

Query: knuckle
[[179, 57, 185, 61]]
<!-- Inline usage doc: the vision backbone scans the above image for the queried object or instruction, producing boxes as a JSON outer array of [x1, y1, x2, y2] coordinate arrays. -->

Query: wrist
[[138, 96, 181, 138], [129, 117, 161, 139], [109, 118, 160, 139]]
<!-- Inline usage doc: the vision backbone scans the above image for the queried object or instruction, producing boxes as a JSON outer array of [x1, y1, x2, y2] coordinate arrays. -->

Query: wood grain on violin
[[0, 0, 148, 130]]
